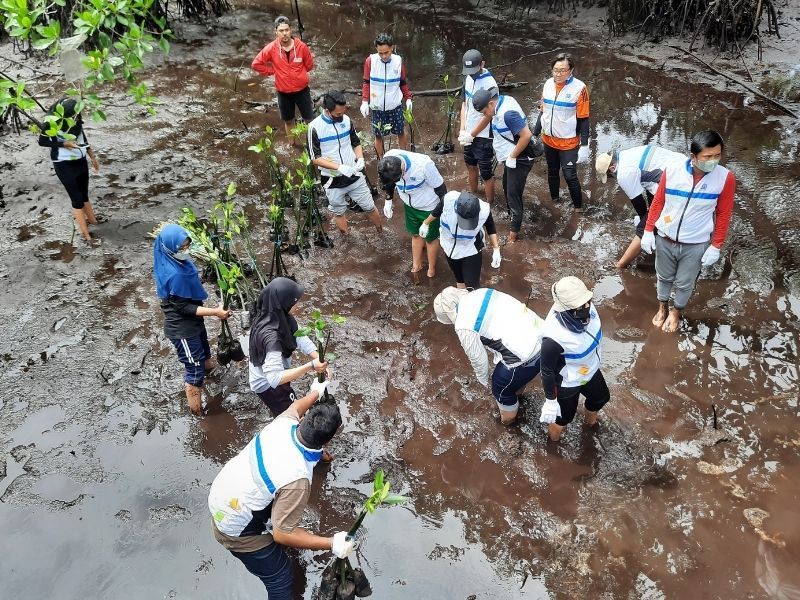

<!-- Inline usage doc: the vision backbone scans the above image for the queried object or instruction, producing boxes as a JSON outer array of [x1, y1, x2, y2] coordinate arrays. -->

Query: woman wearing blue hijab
[[154, 224, 231, 414]]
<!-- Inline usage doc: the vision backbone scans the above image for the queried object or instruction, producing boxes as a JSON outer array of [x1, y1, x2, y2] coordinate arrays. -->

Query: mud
[[1, 0, 799, 598]]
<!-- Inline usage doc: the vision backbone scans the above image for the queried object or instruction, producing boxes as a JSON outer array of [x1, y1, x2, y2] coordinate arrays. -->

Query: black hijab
[[46, 98, 84, 138], [249, 277, 304, 366]]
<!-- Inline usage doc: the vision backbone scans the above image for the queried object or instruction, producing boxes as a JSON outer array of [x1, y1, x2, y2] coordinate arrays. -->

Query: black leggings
[[53, 158, 89, 209], [543, 144, 582, 208], [555, 370, 610, 426], [502, 160, 532, 233], [257, 384, 296, 418], [446, 252, 482, 289]]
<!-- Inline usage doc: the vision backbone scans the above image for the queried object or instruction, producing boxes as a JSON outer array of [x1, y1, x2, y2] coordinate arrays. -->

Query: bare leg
[[333, 215, 349, 234], [83, 201, 98, 224], [548, 423, 564, 442], [484, 177, 495, 204], [374, 135, 385, 160], [72, 208, 91, 241], [500, 408, 518, 425], [584, 410, 598, 426], [467, 165, 479, 194], [456, 282, 466, 289], [284, 120, 294, 142], [425, 238, 439, 278], [367, 207, 383, 233], [509, 231, 519, 243], [185, 383, 203, 415], [615, 236, 642, 269], [411, 235, 425, 284], [540, 196, 561, 218], [652, 301, 669, 328], [662, 307, 682, 333], [397, 130, 409, 150]]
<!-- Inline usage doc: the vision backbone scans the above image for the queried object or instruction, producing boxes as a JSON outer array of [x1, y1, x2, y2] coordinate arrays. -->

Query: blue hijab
[[153, 224, 208, 301]]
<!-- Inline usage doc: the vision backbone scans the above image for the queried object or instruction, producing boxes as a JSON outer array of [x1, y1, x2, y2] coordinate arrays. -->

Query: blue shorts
[[491, 356, 541, 411], [372, 105, 405, 137], [170, 327, 211, 386], [463, 136, 495, 181]]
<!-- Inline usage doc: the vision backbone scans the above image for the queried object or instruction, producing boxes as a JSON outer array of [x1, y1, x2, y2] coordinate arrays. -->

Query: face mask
[[331, 114, 344, 123], [572, 305, 591, 324], [173, 250, 191, 261], [695, 159, 719, 173]]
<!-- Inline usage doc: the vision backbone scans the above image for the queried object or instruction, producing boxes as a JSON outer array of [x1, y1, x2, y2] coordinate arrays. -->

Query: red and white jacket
[[252, 37, 314, 94]]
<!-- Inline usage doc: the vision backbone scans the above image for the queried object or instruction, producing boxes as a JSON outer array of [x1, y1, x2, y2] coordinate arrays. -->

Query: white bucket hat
[[551, 276, 593, 312], [433, 287, 468, 324], [595, 152, 613, 184]]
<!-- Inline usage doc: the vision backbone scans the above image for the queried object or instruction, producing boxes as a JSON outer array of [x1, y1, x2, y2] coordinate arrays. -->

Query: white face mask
[[695, 159, 719, 173], [173, 250, 191, 261]]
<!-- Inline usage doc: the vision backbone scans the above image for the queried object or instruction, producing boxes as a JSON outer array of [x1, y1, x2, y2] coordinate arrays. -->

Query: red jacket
[[252, 37, 314, 94]]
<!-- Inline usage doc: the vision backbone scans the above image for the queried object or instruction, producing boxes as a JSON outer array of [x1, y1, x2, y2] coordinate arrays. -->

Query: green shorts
[[403, 204, 439, 242]]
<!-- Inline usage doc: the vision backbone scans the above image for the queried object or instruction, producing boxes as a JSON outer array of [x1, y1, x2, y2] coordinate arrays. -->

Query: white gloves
[[640, 230, 656, 254], [332, 531, 354, 559], [458, 130, 474, 146], [491, 248, 501, 268], [360, 101, 369, 118], [418, 223, 429, 238], [701, 245, 720, 266], [337, 164, 356, 177], [383, 201, 393, 219], [505, 157, 517, 169], [577, 145, 590, 164], [406, 98, 412, 111], [539, 398, 561, 424], [354, 157, 365, 172], [632, 215, 640, 227], [310, 379, 329, 398]]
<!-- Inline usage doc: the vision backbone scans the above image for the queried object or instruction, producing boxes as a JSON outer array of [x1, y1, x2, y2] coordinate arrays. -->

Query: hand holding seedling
[[64, 140, 79, 149], [215, 307, 232, 320]]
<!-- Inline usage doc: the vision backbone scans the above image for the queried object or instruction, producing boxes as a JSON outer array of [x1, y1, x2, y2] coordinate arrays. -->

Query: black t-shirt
[[161, 295, 204, 339]]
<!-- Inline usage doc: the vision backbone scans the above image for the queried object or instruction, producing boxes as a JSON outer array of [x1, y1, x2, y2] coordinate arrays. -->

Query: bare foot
[[410, 268, 422, 285], [662, 308, 681, 333], [509, 231, 519, 244], [652, 303, 668, 328], [614, 260, 626, 269], [584, 410, 598, 426], [427, 267, 436, 278]]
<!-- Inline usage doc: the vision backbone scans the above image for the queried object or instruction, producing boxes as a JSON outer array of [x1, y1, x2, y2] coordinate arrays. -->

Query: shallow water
[[1, 0, 798, 598]]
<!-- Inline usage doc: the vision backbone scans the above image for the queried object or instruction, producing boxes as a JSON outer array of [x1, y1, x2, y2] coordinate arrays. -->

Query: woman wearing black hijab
[[249, 277, 328, 417]]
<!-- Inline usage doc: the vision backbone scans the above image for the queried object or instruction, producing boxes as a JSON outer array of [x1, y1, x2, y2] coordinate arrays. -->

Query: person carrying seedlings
[[252, 15, 315, 145], [308, 90, 384, 235], [208, 378, 355, 598], [538, 276, 609, 442], [595, 144, 686, 268], [38, 97, 102, 245], [471, 87, 541, 243], [360, 32, 413, 159], [433, 286, 544, 425], [640, 130, 735, 333], [424, 191, 501, 289], [378, 149, 447, 282], [533, 53, 591, 213], [153, 224, 231, 415], [457, 49, 498, 204], [248, 277, 329, 418]]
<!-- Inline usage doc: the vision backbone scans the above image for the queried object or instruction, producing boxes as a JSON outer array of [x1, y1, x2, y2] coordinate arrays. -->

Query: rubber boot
[[72, 208, 91, 241], [185, 383, 203, 415], [82, 200, 98, 224]]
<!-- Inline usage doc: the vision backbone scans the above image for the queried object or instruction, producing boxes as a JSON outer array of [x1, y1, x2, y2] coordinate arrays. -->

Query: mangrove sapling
[[431, 74, 457, 155], [215, 262, 245, 362], [403, 107, 418, 152], [266, 203, 292, 281], [298, 151, 334, 248], [317, 470, 408, 600], [294, 311, 345, 402]]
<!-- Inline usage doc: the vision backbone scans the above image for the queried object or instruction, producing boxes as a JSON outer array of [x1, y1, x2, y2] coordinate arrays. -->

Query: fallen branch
[[668, 45, 798, 119], [490, 49, 560, 71]]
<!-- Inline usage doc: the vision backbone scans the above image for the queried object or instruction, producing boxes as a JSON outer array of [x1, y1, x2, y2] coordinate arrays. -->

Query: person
[[640, 130, 735, 333], [538, 276, 609, 442], [424, 191, 501, 289], [471, 87, 538, 242], [38, 97, 102, 244], [433, 286, 544, 424], [208, 378, 354, 599], [248, 278, 329, 418], [360, 32, 413, 159], [252, 15, 315, 144], [378, 148, 447, 282], [595, 145, 686, 268], [308, 90, 383, 234], [153, 224, 231, 415], [457, 49, 498, 204], [533, 53, 590, 212]]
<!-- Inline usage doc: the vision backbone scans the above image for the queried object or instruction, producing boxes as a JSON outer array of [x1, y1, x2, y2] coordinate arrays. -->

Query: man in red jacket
[[252, 15, 315, 144]]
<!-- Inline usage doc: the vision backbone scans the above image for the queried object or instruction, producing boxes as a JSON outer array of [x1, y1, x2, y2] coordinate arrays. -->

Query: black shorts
[[445, 252, 482, 289], [53, 158, 89, 209], [276, 87, 315, 122], [555, 369, 610, 426], [463, 137, 495, 181]]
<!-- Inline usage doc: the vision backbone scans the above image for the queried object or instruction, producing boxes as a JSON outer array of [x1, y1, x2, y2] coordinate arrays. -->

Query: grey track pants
[[654, 235, 709, 310]]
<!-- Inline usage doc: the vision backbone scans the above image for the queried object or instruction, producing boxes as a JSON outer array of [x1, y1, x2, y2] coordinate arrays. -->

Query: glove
[[310, 379, 329, 398], [491, 248, 501, 268], [458, 130, 474, 146], [640, 230, 656, 254], [701, 245, 720, 266], [383, 201, 393, 219], [632, 215, 640, 227], [360, 101, 369, 118], [577, 145, 590, 164], [505, 157, 517, 169], [354, 157, 365, 172], [418, 222, 429, 238], [539, 398, 561, 424], [332, 531, 354, 559], [405, 98, 412, 112], [337, 164, 356, 177]]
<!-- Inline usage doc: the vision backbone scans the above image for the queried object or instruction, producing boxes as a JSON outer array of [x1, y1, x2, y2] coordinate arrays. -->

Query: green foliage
[[363, 469, 407, 514], [294, 310, 345, 344]]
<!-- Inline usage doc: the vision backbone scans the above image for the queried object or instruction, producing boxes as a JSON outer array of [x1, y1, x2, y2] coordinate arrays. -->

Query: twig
[[328, 31, 343, 51], [490, 49, 560, 70], [2, 56, 52, 75], [0, 69, 48, 112]]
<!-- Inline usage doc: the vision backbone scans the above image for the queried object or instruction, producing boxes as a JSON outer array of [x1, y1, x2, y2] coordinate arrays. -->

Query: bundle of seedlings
[[249, 125, 294, 208], [431, 74, 457, 154], [403, 107, 418, 152], [316, 470, 408, 600], [214, 262, 245, 364], [266, 202, 292, 280], [297, 150, 334, 248], [294, 310, 345, 403]]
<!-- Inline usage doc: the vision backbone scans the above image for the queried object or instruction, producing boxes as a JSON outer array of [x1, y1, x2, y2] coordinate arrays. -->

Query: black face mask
[[571, 305, 591, 324], [330, 114, 344, 123]]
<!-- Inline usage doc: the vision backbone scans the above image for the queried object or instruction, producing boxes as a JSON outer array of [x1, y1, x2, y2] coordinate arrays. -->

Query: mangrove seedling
[[431, 74, 457, 155], [317, 470, 408, 600], [294, 310, 345, 401], [403, 107, 417, 152]]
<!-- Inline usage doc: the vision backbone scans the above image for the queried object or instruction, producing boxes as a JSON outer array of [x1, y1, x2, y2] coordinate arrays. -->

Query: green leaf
[[159, 36, 170, 54], [382, 494, 408, 505], [373, 469, 384, 494], [294, 327, 312, 338], [332, 315, 346, 325], [226, 182, 236, 197]]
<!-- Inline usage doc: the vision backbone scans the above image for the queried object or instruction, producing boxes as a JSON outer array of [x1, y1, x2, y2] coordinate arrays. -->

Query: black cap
[[462, 49, 483, 75], [455, 192, 481, 229], [471, 87, 498, 112], [377, 155, 403, 185]]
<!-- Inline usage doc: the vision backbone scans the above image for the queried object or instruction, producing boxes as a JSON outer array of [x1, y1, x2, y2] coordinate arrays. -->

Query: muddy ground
[[1, 0, 799, 598]]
